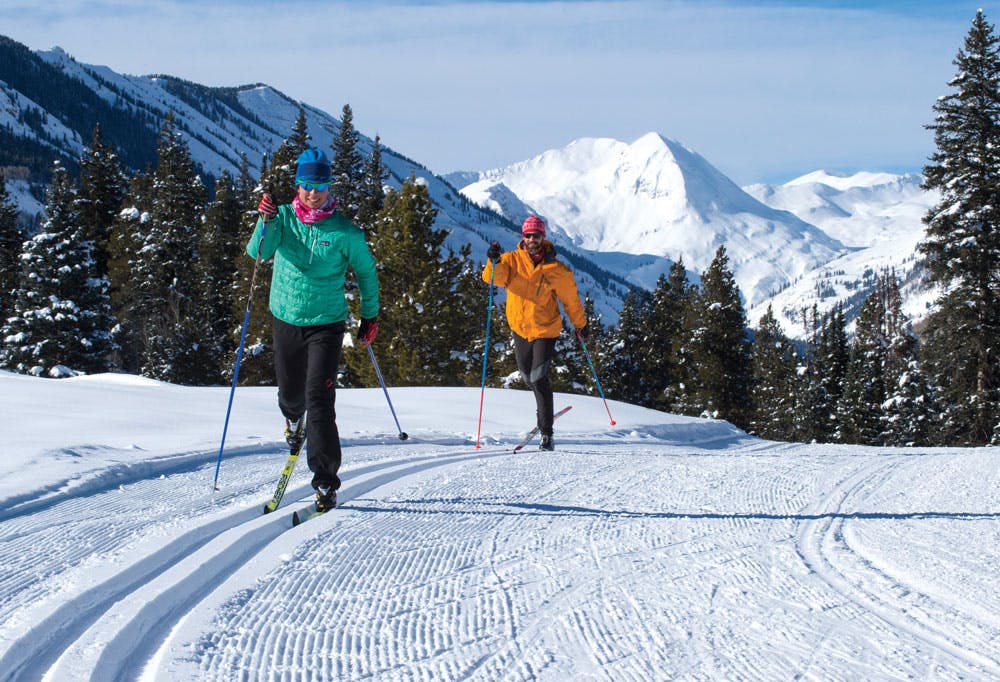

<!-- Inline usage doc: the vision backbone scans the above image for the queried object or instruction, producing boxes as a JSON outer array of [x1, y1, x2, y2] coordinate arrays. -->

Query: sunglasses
[[300, 182, 331, 192], [522, 232, 544, 240]]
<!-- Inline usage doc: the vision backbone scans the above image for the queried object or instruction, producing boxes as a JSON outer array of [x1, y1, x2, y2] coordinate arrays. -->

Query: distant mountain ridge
[[1, 34, 938, 335], [0, 34, 631, 322], [450, 133, 849, 309]]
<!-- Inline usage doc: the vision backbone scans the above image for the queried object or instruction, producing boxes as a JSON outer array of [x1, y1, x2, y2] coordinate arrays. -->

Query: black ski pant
[[513, 333, 557, 434], [272, 317, 345, 491]]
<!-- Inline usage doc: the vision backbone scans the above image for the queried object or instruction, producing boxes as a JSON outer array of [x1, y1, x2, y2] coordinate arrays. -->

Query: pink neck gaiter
[[292, 195, 338, 224]]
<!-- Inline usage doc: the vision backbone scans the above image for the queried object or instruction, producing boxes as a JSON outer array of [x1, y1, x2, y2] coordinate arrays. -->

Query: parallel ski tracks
[[795, 454, 1000, 678], [0, 444, 507, 682]]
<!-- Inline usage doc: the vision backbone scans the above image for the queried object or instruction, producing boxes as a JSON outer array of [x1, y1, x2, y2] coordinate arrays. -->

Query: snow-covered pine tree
[[353, 175, 479, 386], [0, 172, 24, 332], [1, 161, 113, 375], [131, 113, 211, 384], [687, 246, 752, 429], [793, 305, 847, 443], [748, 304, 799, 441], [919, 9, 1000, 444], [76, 124, 126, 277], [197, 170, 243, 383], [839, 293, 888, 445], [330, 104, 364, 220], [598, 287, 652, 407], [106, 170, 153, 373], [645, 259, 695, 412]]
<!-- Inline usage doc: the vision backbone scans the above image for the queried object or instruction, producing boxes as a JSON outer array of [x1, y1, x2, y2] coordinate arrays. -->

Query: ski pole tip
[[610, 420, 617, 426], [399, 432, 409, 440]]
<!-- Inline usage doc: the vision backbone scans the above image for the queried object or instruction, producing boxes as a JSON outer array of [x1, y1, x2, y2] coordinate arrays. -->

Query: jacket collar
[[518, 239, 557, 264]]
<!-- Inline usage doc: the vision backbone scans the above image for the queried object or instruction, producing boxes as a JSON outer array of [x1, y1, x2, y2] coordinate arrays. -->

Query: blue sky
[[1, 1, 996, 184]]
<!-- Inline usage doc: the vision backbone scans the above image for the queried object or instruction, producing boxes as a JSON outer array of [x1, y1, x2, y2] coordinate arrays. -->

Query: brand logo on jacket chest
[[319, 240, 330, 247]]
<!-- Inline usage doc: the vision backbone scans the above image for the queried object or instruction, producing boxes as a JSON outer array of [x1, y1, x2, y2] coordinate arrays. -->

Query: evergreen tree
[[599, 287, 652, 407], [839, 297, 887, 445], [919, 10, 1000, 444], [76, 124, 127, 276], [646, 260, 695, 412], [686, 246, 752, 428], [793, 305, 848, 442], [355, 134, 388, 231], [128, 113, 210, 383], [349, 175, 479, 387], [106, 168, 153, 373], [0, 172, 24, 330], [1, 162, 114, 375], [197, 171, 243, 383], [748, 305, 799, 440], [330, 103, 364, 220]]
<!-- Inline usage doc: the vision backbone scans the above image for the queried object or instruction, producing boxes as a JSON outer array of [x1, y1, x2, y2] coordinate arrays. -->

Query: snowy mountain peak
[[456, 133, 845, 307]]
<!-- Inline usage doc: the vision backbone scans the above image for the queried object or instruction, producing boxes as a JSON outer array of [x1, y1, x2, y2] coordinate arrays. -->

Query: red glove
[[359, 317, 378, 346], [258, 193, 277, 219]]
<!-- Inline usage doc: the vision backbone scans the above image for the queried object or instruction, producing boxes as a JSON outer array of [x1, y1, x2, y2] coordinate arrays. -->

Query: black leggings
[[513, 334, 557, 433], [272, 317, 345, 491]]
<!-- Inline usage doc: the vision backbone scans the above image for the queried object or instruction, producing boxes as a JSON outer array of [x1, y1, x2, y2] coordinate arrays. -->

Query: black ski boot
[[315, 485, 337, 513], [284, 418, 305, 451], [539, 432, 554, 451]]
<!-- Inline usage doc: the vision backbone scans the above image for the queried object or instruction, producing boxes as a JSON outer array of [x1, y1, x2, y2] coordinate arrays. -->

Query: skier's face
[[522, 231, 544, 255], [297, 184, 330, 209]]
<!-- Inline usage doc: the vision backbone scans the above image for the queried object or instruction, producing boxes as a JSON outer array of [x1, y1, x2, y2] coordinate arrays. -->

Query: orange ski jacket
[[482, 241, 587, 341]]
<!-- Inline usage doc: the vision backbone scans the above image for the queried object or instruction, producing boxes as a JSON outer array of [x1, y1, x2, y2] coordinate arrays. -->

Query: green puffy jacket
[[246, 204, 379, 326]]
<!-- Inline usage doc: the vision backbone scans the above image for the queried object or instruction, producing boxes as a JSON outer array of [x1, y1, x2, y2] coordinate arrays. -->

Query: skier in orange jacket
[[483, 215, 588, 450]]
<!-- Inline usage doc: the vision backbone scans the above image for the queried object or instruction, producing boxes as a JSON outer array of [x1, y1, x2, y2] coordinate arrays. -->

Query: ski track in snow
[[0, 439, 998, 681]]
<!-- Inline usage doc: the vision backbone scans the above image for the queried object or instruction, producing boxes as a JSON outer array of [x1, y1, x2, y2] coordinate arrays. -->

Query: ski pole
[[212, 210, 268, 492], [366, 343, 409, 440], [577, 331, 617, 425], [474, 258, 497, 449]]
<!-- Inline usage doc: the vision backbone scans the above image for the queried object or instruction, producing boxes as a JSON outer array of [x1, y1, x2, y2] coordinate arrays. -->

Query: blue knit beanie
[[295, 148, 332, 185]]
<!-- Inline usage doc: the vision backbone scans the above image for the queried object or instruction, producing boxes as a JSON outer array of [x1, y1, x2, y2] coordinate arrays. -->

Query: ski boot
[[315, 485, 337, 513], [284, 418, 305, 451], [539, 432, 554, 451]]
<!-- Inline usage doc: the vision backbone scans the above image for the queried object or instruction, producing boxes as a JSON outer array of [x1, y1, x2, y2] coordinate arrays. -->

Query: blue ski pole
[[212, 208, 268, 491], [366, 343, 409, 440], [475, 254, 497, 449]]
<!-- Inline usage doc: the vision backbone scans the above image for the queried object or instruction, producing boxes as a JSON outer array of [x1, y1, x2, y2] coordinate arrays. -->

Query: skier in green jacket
[[248, 148, 379, 512]]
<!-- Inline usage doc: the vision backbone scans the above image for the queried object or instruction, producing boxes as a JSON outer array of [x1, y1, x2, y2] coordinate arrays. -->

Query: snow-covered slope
[[454, 133, 847, 307], [744, 171, 939, 332], [1, 371, 997, 680]]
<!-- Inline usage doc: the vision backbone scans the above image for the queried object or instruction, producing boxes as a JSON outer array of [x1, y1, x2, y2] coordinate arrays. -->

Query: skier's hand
[[577, 324, 589, 340], [258, 193, 277, 219], [487, 241, 502, 263], [359, 317, 378, 346]]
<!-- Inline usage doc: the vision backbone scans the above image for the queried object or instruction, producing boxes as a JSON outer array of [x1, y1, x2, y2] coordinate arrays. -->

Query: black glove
[[359, 317, 378, 346], [577, 324, 589, 340], [487, 241, 502, 263]]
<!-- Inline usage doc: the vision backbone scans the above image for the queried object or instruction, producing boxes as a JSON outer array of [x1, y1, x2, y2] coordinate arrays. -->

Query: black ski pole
[[367, 344, 408, 440]]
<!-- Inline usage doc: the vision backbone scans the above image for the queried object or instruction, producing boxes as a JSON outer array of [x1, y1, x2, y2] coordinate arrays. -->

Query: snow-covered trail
[[1, 429, 998, 681]]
